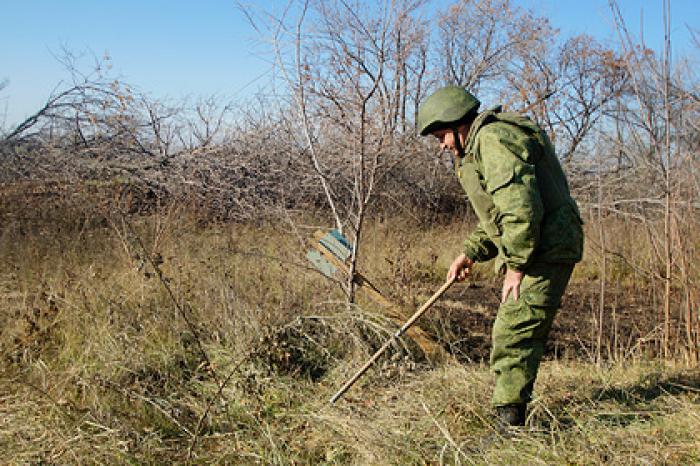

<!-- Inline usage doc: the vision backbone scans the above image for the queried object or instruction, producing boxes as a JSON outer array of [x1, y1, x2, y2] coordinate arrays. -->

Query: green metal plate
[[319, 230, 352, 262], [306, 249, 337, 278]]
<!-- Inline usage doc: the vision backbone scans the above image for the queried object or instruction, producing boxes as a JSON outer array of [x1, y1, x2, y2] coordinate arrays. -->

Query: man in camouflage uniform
[[417, 86, 584, 429]]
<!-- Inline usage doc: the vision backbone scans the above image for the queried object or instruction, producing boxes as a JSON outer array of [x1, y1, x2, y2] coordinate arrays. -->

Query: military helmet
[[417, 86, 480, 136]]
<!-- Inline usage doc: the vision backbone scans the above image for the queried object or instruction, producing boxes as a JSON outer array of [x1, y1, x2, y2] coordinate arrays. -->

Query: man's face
[[432, 128, 458, 156]]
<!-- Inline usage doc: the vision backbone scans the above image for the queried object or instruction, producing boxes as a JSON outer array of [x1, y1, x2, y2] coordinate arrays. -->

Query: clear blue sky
[[1, 0, 697, 129]]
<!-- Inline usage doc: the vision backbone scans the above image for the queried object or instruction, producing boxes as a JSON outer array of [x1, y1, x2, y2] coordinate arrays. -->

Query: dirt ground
[[416, 280, 665, 364]]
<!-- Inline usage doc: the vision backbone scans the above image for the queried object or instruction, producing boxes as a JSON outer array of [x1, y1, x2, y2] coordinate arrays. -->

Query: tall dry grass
[[1, 206, 699, 464]]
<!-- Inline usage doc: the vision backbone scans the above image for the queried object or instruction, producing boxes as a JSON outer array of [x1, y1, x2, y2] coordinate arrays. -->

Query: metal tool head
[[306, 249, 337, 278], [307, 229, 353, 277], [319, 230, 352, 261]]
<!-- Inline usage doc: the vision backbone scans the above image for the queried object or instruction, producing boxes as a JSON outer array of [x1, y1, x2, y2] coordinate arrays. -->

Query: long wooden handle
[[329, 277, 455, 404]]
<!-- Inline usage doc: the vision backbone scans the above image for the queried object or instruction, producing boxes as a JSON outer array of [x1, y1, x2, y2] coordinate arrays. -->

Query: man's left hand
[[501, 268, 524, 303]]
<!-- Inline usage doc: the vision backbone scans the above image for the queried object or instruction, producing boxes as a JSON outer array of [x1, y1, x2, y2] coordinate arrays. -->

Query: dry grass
[[1, 208, 699, 464]]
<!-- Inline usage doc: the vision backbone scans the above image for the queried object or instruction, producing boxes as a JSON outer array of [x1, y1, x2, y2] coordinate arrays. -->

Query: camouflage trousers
[[490, 262, 575, 407]]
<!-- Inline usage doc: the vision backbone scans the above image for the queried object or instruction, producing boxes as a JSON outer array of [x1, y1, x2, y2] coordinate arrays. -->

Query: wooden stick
[[329, 277, 455, 404]]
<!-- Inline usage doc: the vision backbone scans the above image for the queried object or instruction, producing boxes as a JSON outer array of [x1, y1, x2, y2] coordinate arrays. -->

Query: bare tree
[[602, 0, 699, 360], [502, 34, 628, 163], [435, 0, 552, 94], [252, 0, 432, 301]]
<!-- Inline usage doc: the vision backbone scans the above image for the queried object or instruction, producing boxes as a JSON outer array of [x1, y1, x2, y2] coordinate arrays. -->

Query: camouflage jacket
[[457, 107, 584, 273]]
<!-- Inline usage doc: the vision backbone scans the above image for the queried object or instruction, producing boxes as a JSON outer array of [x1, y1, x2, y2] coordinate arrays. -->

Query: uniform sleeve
[[463, 222, 499, 262], [476, 125, 544, 270]]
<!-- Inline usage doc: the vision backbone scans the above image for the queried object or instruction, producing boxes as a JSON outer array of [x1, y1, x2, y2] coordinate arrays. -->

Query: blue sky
[[1, 0, 697, 129]]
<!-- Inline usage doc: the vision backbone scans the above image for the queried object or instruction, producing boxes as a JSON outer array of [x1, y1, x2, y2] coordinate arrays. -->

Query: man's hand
[[447, 253, 473, 282], [501, 268, 524, 303]]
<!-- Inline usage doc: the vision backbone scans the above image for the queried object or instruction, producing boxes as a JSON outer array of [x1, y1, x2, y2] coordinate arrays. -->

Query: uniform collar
[[464, 106, 503, 154]]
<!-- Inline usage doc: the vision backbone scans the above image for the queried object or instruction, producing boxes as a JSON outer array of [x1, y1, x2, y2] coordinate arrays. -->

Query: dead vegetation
[[1, 210, 699, 464], [1, 0, 699, 463]]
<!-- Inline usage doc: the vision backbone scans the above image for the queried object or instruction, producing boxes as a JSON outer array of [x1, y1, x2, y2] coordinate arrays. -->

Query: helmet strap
[[452, 127, 465, 159]]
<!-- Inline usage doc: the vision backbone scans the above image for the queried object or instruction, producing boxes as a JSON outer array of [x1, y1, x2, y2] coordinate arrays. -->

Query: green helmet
[[417, 86, 480, 136]]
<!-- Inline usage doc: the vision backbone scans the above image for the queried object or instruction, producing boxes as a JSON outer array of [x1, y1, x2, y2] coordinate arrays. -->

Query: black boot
[[495, 403, 526, 435]]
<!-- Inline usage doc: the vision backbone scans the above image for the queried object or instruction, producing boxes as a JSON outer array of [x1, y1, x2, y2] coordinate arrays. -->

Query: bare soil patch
[[418, 281, 663, 364]]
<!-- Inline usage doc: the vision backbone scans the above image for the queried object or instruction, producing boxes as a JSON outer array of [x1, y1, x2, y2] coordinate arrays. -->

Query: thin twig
[[120, 212, 221, 386]]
